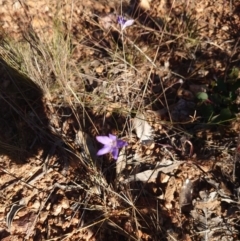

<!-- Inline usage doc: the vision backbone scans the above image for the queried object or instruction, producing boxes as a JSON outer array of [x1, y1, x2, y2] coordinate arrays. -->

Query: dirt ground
[[1, 0, 240, 240]]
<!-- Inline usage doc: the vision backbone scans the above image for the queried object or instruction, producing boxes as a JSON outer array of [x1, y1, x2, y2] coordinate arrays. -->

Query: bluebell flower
[[96, 134, 128, 160], [117, 16, 134, 30]]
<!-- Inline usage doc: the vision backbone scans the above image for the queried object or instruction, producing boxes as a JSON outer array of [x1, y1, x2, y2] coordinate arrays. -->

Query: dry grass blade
[[6, 204, 26, 230]]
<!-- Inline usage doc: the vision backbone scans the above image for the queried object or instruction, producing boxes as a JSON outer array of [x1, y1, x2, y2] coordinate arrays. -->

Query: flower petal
[[117, 16, 126, 25], [122, 19, 134, 30], [96, 136, 112, 145], [108, 134, 117, 142], [97, 145, 112, 156], [111, 147, 119, 160], [116, 139, 128, 148]]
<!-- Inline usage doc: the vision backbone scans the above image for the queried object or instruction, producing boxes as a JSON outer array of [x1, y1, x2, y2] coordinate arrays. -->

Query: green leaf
[[229, 67, 239, 81], [211, 107, 235, 123], [219, 108, 234, 120], [196, 92, 208, 101]]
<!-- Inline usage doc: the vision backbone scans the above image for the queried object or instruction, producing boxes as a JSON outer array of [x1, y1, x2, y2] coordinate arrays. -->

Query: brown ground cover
[[1, 0, 240, 240]]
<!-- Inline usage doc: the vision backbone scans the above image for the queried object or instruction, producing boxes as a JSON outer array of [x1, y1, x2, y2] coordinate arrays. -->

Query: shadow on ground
[[0, 58, 67, 164]]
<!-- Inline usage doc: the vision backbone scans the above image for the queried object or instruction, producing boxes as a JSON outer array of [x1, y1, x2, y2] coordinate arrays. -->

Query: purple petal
[[122, 19, 134, 30], [116, 139, 128, 148], [108, 134, 117, 142], [117, 16, 126, 25], [96, 136, 112, 145], [97, 145, 112, 156], [111, 147, 119, 160]]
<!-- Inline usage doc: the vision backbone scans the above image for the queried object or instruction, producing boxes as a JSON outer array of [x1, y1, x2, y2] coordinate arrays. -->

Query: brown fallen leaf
[[195, 199, 220, 211]]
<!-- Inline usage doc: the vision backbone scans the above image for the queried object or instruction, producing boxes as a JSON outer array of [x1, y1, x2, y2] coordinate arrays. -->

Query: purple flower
[[96, 134, 128, 160], [117, 16, 134, 31]]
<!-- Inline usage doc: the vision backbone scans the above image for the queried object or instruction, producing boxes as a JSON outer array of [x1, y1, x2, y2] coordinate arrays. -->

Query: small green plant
[[197, 67, 240, 123]]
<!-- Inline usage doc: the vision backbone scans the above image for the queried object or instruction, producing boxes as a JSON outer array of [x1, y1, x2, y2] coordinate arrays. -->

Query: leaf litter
[[132, 112, 153, 143], [0, 0, 240, 240]]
